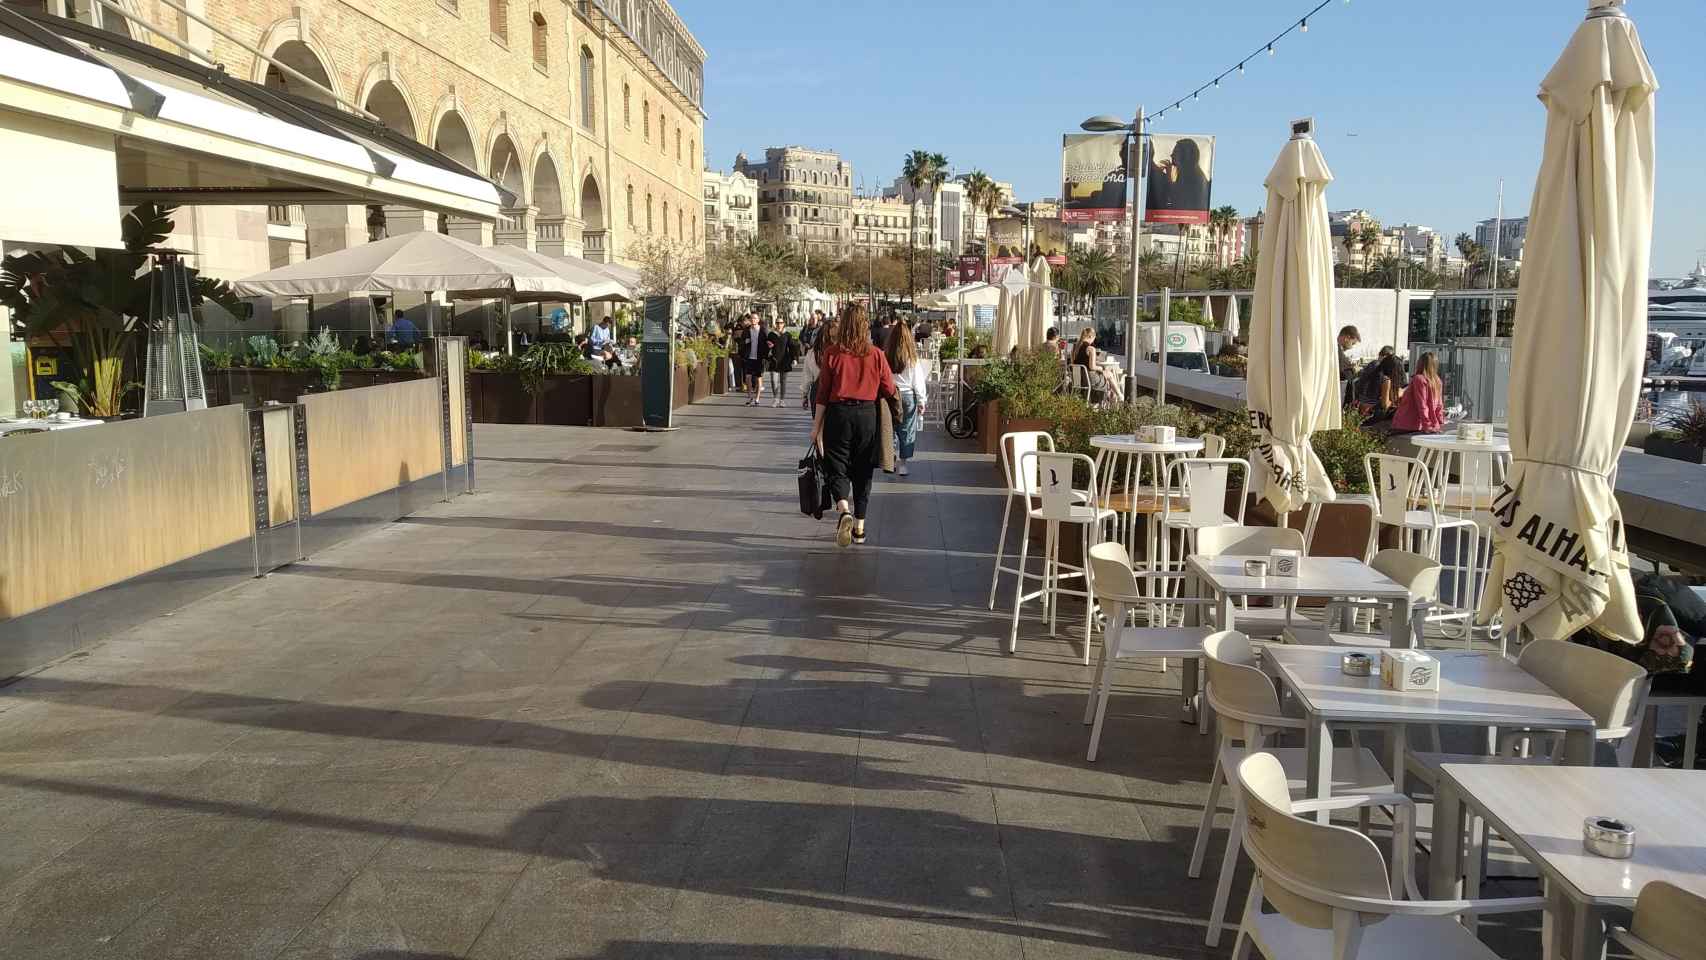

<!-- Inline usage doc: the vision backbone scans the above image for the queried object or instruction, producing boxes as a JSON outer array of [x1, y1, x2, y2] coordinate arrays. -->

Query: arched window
[[674, 128, 681, 163], [489, 0, 509, 43], [691, 140, 697, 170], [658, 117, 667, 154], [530, 11, 547, 70], [622, 83, 631, 127], [677, 209, 684, 240], [646, 193, 654, 233], [578, 48, 597, 128], [642, 99, 650, 141], [663, 201, 670, 237], [626, 184, 635, 225]]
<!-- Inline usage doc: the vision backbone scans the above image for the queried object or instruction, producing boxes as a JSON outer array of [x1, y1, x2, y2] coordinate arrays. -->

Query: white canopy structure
[[918, 283, 1003, 311], [0, 8, 502, 251], [1478, 0, 1655, 644], [1021, 257, 1054, 348], [1246, 128, 1342, 517], [232, 232, 588, 300]]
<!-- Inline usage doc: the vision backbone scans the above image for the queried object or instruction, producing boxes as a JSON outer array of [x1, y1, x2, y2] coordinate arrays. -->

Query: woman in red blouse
[[810, 303, 897, 546], [1392, 351, 1446, 434]]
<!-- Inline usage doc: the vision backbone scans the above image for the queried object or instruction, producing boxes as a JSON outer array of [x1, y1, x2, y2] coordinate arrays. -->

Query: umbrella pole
[[1158, 287, 1170, 406], [504, 297, 514, 356], [1125, 107, 1145, 408]]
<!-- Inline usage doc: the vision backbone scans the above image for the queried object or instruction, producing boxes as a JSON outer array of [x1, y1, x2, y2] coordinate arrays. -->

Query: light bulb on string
[[1268, 43, 1275, 56], [1238, 62, 1245, 75], [1300, 17, 1308, 32]]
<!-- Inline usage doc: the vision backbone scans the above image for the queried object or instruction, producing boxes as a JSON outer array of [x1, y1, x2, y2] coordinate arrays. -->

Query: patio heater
[[143, 251, 208, 417]]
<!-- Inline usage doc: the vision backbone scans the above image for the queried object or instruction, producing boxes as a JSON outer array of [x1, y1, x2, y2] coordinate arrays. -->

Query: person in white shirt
[[883, 322, 929, 477]]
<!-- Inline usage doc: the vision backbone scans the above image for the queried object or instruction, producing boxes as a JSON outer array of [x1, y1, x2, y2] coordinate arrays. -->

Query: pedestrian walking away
[[811, 303, 897, 547], [766, 317, 800, 408], [885, 323, 927, 477], [800, 330, 825, 412], [738, 313, 766, 405]]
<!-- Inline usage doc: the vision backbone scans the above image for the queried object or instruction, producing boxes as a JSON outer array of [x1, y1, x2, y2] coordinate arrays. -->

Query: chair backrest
[[1517, 639, 1650, 742], [1166, 457, 1250, 527], [1200, 433, 1227, 459], [1236, 753, 1394, 931], [1028, 451, 1095, 521], [1000, 431, 1054, 495], [1368, 549, 1442, 602], [1195, 524, 1305, 559], [1203, 630, 1284, 725], [1088, 541, 1142, 606], [1069, 364, 1091, 388], [1622, 881, 1706, 960], [1365, 453, 1435, 525]]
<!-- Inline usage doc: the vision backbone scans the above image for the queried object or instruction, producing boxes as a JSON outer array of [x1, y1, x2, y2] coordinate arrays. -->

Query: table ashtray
[[1583, 817, 1635, 859], [1340, 653, 1373, 677]]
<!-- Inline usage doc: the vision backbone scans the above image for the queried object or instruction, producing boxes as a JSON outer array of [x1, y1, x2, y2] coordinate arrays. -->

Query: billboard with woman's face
[[1062, 133, 1129, 223], [1144, 134, 1215, 225]]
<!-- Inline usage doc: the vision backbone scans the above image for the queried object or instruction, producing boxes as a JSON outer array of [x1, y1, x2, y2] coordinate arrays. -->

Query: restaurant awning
[[0, 8, 505, 251], [231, 231, 597, 300]]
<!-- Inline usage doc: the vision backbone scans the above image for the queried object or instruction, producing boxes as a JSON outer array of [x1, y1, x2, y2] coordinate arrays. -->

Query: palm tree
[[959, 170, 999, 278], [1454, 232, 1487, 285], [1358, 222, 1383, 270], [1208, 205, 1239, 267], [1062, 247, 1121, 313], [901, 149, 937, 301], [922, 152, 950, 290]]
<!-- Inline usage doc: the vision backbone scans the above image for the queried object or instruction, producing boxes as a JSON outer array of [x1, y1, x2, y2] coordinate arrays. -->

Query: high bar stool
[[1008, 450, 1115, 664]]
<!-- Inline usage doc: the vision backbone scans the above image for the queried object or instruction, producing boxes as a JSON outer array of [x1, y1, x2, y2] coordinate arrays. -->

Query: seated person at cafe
[[1572, 571, 1706, 765], [1355, 349, 1405, 421], [1390, 351, 1445, 434]]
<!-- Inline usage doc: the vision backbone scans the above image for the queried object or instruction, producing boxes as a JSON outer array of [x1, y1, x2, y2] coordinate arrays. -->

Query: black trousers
[[823, 400, 879, 519]]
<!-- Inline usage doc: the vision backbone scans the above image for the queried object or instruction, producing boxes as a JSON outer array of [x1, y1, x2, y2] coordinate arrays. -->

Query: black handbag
[[797, 444, 829, 519]]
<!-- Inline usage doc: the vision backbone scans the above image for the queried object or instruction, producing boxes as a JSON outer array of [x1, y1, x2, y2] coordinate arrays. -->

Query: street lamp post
[[1081, 108, 1145, 408]]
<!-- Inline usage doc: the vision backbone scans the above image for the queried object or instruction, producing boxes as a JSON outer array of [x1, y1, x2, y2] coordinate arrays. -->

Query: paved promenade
[[0, 395, 1541, 959]]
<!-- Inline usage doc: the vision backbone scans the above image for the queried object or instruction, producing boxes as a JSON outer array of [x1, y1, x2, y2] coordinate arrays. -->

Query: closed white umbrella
[[1225, 293, 1242, 340], [1200, 294, 1214, 328], [1246, 127, 1341, 517], [992, 265, 1026, 357], [1022, 255, 1053, 347], [233, 230, 567, 298], [1478, 0, 1654, 644]]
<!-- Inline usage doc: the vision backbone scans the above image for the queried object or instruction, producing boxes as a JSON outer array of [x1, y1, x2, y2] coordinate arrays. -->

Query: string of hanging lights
[[1152, 0, 1348, 124]]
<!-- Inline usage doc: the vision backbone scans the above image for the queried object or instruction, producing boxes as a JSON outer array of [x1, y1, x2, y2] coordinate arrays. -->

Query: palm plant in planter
[[0, 204, 237, 417], [1645, 400, 1706, 464]]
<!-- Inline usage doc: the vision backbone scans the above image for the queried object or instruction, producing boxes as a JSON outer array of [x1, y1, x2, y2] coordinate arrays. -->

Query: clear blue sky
[[675, 0, 1703, 276]]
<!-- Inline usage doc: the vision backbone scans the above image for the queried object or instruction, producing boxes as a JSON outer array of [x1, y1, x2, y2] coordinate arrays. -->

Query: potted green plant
[[0, 204, 238, 418], [1643, 401, 1706, 464]]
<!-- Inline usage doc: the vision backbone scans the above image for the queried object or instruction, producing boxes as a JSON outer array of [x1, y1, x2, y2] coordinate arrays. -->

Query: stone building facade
[[850, 194, 911, 257], [38, 0, 706, 286], [702, 169, 756, 246], [734, 147, 853, 259]]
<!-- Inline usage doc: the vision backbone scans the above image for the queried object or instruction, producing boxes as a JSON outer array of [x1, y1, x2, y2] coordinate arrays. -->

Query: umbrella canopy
[[1022, 256, 1054, 348], [233, 231, 571, 299], [511, 250, 630, 302], [1478, 0, 1655, 644], [589, 260, 642, 295], [1200, 294, 1214, 328], [919, 283, 1003, 311], [1225, 293, 1242, 340], [991, 266, 1027, 357], [1246, 130, 1342, 516]]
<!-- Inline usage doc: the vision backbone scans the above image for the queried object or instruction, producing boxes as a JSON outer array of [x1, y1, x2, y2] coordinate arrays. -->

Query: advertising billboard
[[1144, 134, 1215, 225], [1033, 218, 1068, 267], [989, 217, 1025, 264], [1062, 133, 1129, 223]]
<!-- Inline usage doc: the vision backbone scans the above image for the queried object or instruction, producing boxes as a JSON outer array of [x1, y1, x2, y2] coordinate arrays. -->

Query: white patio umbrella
[[1246, 127, 1341, 517], [1022, 255, 1053, 348], [1478, 0, 1655, 644], [1200, 294, 1214, 328], [232, 230, 567, 298], [1224, 293, 1242, 340], [992, 265, 1026, 357]]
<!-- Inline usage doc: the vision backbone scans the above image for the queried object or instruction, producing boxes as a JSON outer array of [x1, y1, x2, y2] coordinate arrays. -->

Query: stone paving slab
[[0, 394, 1550, 959]]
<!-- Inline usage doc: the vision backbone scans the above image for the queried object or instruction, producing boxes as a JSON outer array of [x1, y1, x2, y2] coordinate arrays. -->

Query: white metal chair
[[1200, 432, 1227, 459], [1191, 525, 1307, 637], [1008, 450, 1114, 663], [1281, 550, 1440, 648], [989, 431, 1083, 610], [1609, 881, 1706, 960], [1189, 633, 1395, 947], [1156, 457, 1249, 620], [1231, 751, 1543, 960], [1082, 542, 1220, 761], [1641, 693, 1706, 769], [1364, 454, 1480, 639]]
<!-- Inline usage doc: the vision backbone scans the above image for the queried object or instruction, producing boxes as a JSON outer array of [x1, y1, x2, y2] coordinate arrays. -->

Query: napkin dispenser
[[1456, 422, 1494, 444], [1137, 425, 1176, 444], [1380, 650, 1440, 693], [1268, 548, 1302, 578]]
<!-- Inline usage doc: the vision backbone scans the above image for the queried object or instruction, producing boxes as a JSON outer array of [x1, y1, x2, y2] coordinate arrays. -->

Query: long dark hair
[[827, 303, 872, 357], [884, 321, 917, 373]]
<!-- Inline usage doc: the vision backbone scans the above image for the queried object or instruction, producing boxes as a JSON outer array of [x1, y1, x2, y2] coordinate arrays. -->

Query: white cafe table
[[1437, 765, 1706, 960], [1410, 432, 1510, 512], [1260, 646, 1594, 845], [1186, 553, 1416, 649], [1088, 434, 1204, 571], [0, 416, 102, 436]]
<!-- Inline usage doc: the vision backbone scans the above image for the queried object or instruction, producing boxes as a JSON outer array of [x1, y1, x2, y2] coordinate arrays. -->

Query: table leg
[[1561, 728, 1594, 767], [1388, 596, 1414, 649], [1388, 724, 1409, 890], [1182, 573, 1202, 725], [1305, 715, 1333, 824], [1429, 777, 1464, 901]]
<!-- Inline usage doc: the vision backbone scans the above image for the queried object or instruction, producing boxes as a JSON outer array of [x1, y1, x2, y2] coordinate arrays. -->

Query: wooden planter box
[[339, 369, 426, 390], [1644, 433, 1706, 465], [670, 367, 690, 410], [593, 374, 644, 427], [210, 368, 324, 406], [535, 374, 594, 426], [472, 371, 533, 424], [978, 399, 1004, 456], [711, 359, 730, 394]]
